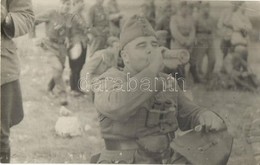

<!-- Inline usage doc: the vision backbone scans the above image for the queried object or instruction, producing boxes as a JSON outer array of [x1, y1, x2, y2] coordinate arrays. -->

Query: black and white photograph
[[1, 0, 260, 164]]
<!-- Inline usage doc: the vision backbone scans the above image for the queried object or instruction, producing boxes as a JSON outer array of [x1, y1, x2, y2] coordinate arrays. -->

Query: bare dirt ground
[[7, 1, 260, 164]]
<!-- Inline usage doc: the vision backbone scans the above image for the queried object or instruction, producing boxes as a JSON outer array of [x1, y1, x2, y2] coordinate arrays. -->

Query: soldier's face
[[61, 1, 71, 13], [122, 36, 159, 73]]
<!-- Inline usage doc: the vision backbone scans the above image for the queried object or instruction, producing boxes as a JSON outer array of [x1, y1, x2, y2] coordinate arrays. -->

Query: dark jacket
[[1, 0, 34, 85]]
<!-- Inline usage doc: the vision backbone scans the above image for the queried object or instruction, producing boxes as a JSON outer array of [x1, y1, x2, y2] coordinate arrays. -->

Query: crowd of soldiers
[[2, 0, 260, 163], [31, 0, 258, 106]]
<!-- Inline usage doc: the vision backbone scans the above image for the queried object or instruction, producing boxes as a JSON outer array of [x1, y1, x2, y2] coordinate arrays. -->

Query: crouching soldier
[[80, 37, 120, 102], [90, 15, 232, 164], [35, 0, 72, 105]]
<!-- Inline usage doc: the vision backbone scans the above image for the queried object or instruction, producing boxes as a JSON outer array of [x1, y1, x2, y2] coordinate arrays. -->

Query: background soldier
[[169, 1, 195, 87], [155, 1, 174, 49], [217, 2, 239, 71], [86, 0, 110, 58], [140, 0, 156, 28], [1, 0, 34, 163], [68, 0, 88, 96], [35, 0, 72, 105], [92, 15, 227, 164], [106, 0, 123, 37], [191, 2, 216, 83], [230, 2, 252, 72]]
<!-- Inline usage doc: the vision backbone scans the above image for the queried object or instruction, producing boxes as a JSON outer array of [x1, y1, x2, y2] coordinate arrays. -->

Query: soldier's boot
[[59, 92, 68, 106], [0, 149, 10, 163]]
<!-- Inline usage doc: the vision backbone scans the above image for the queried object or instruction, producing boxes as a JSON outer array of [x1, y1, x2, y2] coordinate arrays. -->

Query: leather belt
[[104, 139, 139, 150]]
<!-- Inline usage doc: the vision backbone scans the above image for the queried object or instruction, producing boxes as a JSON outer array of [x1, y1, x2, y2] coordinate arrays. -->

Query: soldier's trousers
[[69, 43, 87, 92], [1, 80, 24, 163], [220, 39, 232, 59], [47, 47, 67, 98], [191, 39, 216, 81]]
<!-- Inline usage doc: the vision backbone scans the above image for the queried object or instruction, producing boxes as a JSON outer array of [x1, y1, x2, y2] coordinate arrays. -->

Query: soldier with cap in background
[[140, 0, 156, 29], [155, 0, 175, 49], [86, 0, 110, 58], [90, 15, 230, 164], [218, 1, 240, 71], [169, 1, 195, 87], [1, 0, 34, 163], [35, 0, 72, 105], [67, 0, 88, 96], [191, 2, 216, 83], [106, 0, 123, 38]]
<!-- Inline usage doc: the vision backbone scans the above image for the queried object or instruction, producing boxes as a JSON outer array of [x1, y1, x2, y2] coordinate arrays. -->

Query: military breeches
[[191, 39, 216, 81], [1, 80, 24, 163], [69, 43, 87, 91], [47, 49, 67, 96], [220, 39, 232, 59]]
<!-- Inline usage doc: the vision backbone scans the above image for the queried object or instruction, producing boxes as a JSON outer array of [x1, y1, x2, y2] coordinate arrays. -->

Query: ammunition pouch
[[145, 100, 178, 134]]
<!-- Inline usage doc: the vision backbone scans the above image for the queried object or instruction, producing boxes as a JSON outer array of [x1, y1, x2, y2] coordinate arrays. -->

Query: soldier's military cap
[[119, 15, 156, 50]]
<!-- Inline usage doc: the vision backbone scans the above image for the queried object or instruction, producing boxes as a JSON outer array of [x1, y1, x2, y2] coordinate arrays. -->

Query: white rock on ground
[[55, 116, 82, 137]]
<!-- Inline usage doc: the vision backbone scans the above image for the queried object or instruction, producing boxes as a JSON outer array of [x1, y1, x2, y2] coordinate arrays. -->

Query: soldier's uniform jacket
[[87, 3, 109, 37], [106, 0, 121, 37], [217, 9, 233, 40], [35, 9, 71, 44], [35, 9, 72, 63], [170, 14, 195, 50], [69, 4, 89, 47], [81, 48, 119, 81], [1, 0, 35, 85], [194, 15, 215, 46], [231, 11, 252, 46], [140, 2, 156, 28], [94, 67, 205, 142]]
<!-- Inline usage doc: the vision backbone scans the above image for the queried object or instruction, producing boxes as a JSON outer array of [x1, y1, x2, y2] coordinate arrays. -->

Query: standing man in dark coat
[[1, 0, 34, 163]]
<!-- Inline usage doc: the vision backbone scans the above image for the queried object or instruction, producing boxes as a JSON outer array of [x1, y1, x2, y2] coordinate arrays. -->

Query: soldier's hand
[[148, 47, 164, 74], [198, 111, 226, 132], [1, 5, 7, 23]]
